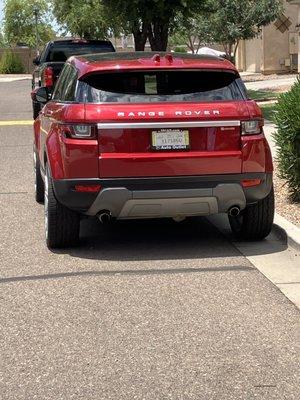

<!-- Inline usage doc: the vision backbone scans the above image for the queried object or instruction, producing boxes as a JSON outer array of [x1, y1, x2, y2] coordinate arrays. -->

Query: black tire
[[44, 165, 80, 249], [33, 149, 44, 203], [229, 187, 275, 240], [33, 101, 41, 120]]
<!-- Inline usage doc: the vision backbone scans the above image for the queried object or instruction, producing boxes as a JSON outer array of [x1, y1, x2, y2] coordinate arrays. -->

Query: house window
[[274, 13, 292, 33]]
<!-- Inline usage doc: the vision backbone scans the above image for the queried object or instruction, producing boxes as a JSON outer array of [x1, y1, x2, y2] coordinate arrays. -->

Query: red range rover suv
[[33, 52, 274, 248]]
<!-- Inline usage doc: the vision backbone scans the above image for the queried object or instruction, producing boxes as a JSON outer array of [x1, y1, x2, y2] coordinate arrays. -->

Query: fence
[[0, 47, 36, 74]]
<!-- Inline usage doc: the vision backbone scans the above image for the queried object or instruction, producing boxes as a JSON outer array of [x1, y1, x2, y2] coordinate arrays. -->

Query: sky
[[0, 1, 59, 33], [0, 0, 3, 25]]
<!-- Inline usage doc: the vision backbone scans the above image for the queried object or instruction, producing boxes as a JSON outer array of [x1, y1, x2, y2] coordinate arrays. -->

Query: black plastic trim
[[52, 173, 272, 212]]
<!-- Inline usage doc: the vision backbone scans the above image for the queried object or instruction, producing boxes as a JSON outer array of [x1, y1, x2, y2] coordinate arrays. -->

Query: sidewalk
[[245, 76, 297, 91], [0, 74, 31, 82]]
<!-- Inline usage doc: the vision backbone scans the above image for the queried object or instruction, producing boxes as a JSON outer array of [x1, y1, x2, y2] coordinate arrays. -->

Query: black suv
[[31, 39, 115, 119]]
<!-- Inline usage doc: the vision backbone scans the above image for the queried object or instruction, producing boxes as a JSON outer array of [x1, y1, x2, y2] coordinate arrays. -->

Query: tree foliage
[[211, 0, 282, 60], [173, 0, 282, 59], [52, 0, 116, 40], [103, 0, 209, 51], [0, 32, 7, 48], [52, 0, 210, 51], [3, 0, 55, 48], [170, 10, 214, 53]]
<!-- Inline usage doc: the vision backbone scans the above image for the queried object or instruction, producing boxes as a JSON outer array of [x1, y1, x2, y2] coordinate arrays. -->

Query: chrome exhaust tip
[[228, 206, 241, 217], [98, 211, 112, 224]]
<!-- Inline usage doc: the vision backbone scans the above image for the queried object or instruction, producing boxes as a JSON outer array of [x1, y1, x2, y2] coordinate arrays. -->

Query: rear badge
[[152, 129, 190, 150], [221, 127, 236, 131]]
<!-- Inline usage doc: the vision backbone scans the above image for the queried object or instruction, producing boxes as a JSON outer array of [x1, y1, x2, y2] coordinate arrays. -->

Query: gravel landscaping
[[273, 162, 300, 227]]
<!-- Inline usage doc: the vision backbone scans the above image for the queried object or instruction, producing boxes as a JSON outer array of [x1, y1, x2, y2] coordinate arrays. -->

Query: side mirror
[[33, 56, 40, 66], [34, 87, 50, 103]]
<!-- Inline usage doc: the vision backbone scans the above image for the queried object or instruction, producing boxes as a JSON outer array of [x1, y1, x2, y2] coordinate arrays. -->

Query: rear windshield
[[45, 42, 114, 62], [79, 70, 245, 103]]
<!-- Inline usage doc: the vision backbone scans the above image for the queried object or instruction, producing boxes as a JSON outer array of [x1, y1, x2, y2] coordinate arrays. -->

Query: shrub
[[173, 46, 187, 53], [0, 50, 25, 74], [274, 78, 300, 202]]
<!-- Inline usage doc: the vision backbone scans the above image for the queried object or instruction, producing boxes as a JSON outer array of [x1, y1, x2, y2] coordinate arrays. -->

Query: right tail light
[[241, 119, 264, 135]]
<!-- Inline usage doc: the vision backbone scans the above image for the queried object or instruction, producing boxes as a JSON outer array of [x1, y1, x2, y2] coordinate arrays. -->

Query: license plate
[[152, 129, 190, 150]]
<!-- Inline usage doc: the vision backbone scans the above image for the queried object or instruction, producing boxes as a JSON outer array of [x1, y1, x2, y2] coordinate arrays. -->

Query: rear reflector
[[75, 185, 101, 193], [241, 179, 262, 188]]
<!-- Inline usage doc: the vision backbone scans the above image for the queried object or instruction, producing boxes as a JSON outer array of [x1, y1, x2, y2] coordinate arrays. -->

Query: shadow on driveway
[[51, 215, 287, 262]]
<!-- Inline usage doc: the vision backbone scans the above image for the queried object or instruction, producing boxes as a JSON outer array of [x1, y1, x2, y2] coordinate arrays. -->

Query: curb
[[273, 213, 300, 252]]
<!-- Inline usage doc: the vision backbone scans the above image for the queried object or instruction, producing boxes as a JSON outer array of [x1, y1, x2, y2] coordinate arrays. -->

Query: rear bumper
[[52, 173, 273, 219]]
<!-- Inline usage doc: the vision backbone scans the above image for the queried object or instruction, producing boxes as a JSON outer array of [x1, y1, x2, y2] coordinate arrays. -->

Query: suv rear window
[[45, 42, 114, 62], [80, 70, 244, 103]]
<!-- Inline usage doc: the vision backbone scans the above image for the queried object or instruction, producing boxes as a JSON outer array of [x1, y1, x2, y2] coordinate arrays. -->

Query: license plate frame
[[151, 129, 190, 151]]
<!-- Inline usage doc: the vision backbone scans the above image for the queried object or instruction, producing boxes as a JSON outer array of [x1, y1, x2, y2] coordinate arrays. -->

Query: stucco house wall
[[237, 0, 299, 74]]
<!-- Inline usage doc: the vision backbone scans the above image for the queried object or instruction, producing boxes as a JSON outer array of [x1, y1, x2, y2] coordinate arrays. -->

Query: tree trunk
[[148, 19, 169, 51], [233, 41, 239, 65], [187, 35, 195, 53], [223, 42, 235, 63], [132, 21, 148, 51]]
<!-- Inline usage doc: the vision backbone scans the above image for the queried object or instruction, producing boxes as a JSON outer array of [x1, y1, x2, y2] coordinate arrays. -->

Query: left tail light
[[59, 124, 97, 139], [241, 119, 264, 135], [42, 67, 54, 87]]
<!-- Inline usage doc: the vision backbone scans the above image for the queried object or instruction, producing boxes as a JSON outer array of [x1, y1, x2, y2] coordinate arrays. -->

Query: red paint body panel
[[241, 134, 273, 173], [99, 151, 242, 178], [37, 104, 98, 179], [88, 102, 248, 178], [46, 126, 65, 179]]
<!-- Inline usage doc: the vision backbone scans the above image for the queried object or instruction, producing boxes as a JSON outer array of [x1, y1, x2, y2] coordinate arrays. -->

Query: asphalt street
[[0, 80, 299, 400]]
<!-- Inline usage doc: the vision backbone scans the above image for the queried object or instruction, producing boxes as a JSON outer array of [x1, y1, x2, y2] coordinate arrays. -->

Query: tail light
[[58, 124, 97, 139], [241, 119, 264, 135], [42, 67, 54, 87]]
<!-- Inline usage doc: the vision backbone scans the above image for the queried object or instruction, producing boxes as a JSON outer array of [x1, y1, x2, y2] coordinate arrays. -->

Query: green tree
[[52, 0, 115, 39], [103, 0, 210, 51], [0, 32, 7, 47], [174, 0, 282, 60], [170, 11, 214, 53], [4, 0, 55, 48]]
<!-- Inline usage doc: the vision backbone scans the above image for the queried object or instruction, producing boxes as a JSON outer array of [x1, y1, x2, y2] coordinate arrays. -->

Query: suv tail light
[[43, 67, 54, 88], [59, 124, 97, 139], [241, 119, 264, 135]]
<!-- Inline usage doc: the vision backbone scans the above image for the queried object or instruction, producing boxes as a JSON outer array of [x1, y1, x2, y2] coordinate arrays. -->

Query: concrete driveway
[[0, 80, 299, 400]]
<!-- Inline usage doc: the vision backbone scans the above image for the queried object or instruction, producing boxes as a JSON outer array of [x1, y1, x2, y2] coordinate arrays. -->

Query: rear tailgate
[[85, 102, 249, 178]]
